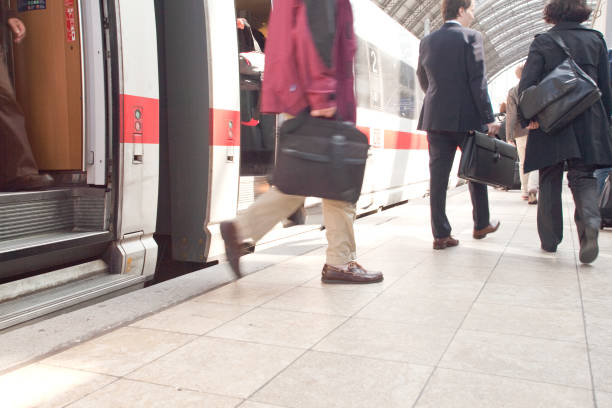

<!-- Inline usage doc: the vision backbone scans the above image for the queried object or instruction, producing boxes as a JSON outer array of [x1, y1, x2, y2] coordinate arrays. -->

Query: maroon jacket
[[261, 0, 357, 123]]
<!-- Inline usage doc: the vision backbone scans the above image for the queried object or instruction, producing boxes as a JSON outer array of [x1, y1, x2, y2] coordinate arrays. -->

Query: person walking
[[0, 2, 53, 191], [593, 48, 612, 194], [220, 0, 382, 284], [519, 0, 612, 263], [507, 63, 539, 204], [417, 0, 501, 250]]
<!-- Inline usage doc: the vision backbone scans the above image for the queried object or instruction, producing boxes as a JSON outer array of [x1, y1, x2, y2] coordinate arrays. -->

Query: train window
[[354, 38, 417, 119]]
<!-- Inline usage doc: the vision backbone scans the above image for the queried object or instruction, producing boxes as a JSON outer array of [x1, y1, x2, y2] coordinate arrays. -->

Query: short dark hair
[[441, 0, 472, 21], [543, 0, 592, 24]]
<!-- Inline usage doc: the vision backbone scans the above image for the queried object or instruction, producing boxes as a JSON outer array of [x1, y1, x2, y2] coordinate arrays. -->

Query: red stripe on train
[[120, 94, 160, 144], [210, 108, 241, 147]]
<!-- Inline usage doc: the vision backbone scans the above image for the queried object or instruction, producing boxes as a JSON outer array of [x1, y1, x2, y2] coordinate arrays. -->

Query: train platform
[[1, 185, 611, 408]]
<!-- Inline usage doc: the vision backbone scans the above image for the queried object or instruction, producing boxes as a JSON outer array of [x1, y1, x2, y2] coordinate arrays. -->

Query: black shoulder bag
[[519, 32, 601, 134]]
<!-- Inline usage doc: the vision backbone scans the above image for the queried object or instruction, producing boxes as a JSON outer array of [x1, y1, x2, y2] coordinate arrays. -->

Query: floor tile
[[356, 292, 473, 329], [415, 368, 594, 408], [42, 327, 196, 377], [580, 270, 612, 302], [314, 318, 455, 366], [193, 282, 293, 307], [386, 276, 484, 302], [252, 351, 432, 408], [590, 344, 612, 393], [261, 286, 378, 316], [440, 330, 591, 388], [130, 301, 252, 335], [239, 265, 320, 286], [462, 302, 585, 343], [0, 364, 114, 408], [67, 379, 240, 408], [488, 265, 579, 288], [207, 308, 346, 349], [478, 282, 582, 311], [598, 392, 612, 408], [127, 337, 303, 399], [239, 402, 288, 408], [410, 264, 492, 283]]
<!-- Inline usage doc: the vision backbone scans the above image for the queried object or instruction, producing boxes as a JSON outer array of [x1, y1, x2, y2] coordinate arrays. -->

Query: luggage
[[273, 113, 369, 203], [600, 171, 612, 229], [519, 33, 601, 134], [458, 130, 519, 189]]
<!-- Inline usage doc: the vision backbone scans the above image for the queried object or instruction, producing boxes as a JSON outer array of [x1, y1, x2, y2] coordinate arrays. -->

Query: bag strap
[[547, 32, 573, 59]]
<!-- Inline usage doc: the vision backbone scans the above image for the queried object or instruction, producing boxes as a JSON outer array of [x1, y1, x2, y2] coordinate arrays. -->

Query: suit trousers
[[235, 186, 357, 266], [428, 131, 490, 239], [0, 49, 38, 185], [538, 159, 600, 251]]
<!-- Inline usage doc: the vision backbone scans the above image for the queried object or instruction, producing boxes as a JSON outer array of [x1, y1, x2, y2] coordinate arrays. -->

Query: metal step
[[0, 272, 147, 331]]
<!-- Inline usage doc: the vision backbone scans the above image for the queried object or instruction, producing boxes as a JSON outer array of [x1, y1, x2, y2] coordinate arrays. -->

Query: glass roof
[[372, 0, 600, 79]]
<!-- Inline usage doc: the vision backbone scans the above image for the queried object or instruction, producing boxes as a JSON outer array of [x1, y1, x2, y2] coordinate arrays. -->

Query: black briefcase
[[273, 114, 369, 203], [458, 131, 518, 189]]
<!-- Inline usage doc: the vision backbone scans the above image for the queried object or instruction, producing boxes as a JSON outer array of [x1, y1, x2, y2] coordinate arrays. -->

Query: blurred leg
[[515, 136, 529, 197]]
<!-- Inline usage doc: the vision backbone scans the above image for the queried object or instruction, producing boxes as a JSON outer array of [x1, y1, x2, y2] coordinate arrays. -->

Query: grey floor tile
[[415, 368, 594, 408], [463, 302, 585, 343], [42, 327, 196, 377], [314, 318, 456, 366], [193, 282, 293, 307], [598, 392, 612, 408], [488, 265, 579, 288], [580, 270, 612, 302], [590, 344, 612, 393], [0, 364, 115, 408], [356, 292, 473, 329], [410, 264, 492, 283], [239, 402, 289, 408], [127, 337, 303, 399], [440, 330, 591, 388], [478, 282, 582, 311], [67, 379, 241, 408], [207, 308, 346, 349], [261, 286, 378, 316], [386, 276, 484, 302], [251, 351, 432, 408], [130, 301, 253, 335], [239, 265, 320, 286]]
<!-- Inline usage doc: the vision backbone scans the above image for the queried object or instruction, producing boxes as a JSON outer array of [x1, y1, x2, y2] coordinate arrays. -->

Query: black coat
[[519, 22, 612, 173], [417, 22, 495, 133]]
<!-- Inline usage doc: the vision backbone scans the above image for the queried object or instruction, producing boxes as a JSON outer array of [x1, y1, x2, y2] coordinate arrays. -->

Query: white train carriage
[[0, 0, 456, 330]]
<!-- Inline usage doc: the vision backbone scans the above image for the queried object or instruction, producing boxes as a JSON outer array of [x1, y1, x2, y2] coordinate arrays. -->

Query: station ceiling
[[373, 0, 601, 79]]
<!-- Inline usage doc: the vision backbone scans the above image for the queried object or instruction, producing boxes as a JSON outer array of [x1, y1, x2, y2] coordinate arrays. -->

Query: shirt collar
[[446, 20, 462, 26]]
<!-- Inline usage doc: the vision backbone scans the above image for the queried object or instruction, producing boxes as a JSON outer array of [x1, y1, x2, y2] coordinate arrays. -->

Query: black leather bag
[[458, 131, 519, 189], [519, 33, 601, 134], [273, 114, 369, 203]]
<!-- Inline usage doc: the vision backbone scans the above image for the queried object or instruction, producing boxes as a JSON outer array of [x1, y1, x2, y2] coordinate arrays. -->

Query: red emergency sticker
[[65, 7, 76, 42]]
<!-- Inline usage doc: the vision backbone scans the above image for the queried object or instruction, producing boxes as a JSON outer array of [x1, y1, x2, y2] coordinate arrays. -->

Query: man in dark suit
[[417, 0, 500, 250]]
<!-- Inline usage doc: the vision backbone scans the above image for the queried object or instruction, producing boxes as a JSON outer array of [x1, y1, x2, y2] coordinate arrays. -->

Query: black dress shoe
[[220, 221, 243, 277], [473, 220, 501, 239], [579, 227, 599, 264], [2, 174, 54, 192]]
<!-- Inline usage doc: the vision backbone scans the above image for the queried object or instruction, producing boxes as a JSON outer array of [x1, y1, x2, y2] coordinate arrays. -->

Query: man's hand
[[486, 122, 501, 137], [311, 106, 337, 118], [8, 18, 26, 44], [527, 121, 540, 130]]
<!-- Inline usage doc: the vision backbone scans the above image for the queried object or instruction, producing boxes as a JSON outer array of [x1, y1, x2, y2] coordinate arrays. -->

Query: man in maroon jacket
[[0, 2, 53, 191], [221, 0, 382, 284]]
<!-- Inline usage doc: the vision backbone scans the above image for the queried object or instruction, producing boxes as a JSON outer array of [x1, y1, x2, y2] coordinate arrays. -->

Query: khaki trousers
[[515, 136, 539, 195], [0, 50, 38, 185], [235, 187, 357, 266]]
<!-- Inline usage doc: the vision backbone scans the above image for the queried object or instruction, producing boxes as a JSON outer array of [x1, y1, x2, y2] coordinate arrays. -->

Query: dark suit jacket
[[519, 22, 612, 172], [0, 1, 16, 46], [417, 22, 494, 133]]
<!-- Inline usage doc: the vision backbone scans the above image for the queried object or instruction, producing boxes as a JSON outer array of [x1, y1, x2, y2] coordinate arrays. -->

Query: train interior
[[0, 1, 128, 332]]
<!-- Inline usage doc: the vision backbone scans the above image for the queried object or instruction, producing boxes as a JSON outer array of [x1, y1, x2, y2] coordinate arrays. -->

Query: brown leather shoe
[[220, 221, 242, 277], [473, 220, 501, 239], [2, 173, 54, 192], [321, 262, 383, 284], [433, 236, 459, 250]]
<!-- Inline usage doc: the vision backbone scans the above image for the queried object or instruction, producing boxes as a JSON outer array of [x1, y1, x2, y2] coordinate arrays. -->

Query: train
[[0, 0, 458, 330]]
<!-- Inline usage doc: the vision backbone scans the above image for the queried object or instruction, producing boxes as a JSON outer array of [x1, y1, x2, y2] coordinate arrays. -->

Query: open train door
[[154, 0, 213, 264]]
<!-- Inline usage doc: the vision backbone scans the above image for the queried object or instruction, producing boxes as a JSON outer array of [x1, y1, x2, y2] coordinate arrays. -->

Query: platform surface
[[1, 185, 611, 408]]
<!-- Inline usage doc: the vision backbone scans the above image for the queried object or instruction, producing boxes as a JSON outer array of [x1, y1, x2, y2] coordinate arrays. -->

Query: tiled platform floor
[[2, 186, 611, 407]]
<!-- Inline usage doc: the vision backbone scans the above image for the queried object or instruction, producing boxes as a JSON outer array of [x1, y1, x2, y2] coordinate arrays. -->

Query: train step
[[0, 188, 111, 278], [0, 262, 146, 331]]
